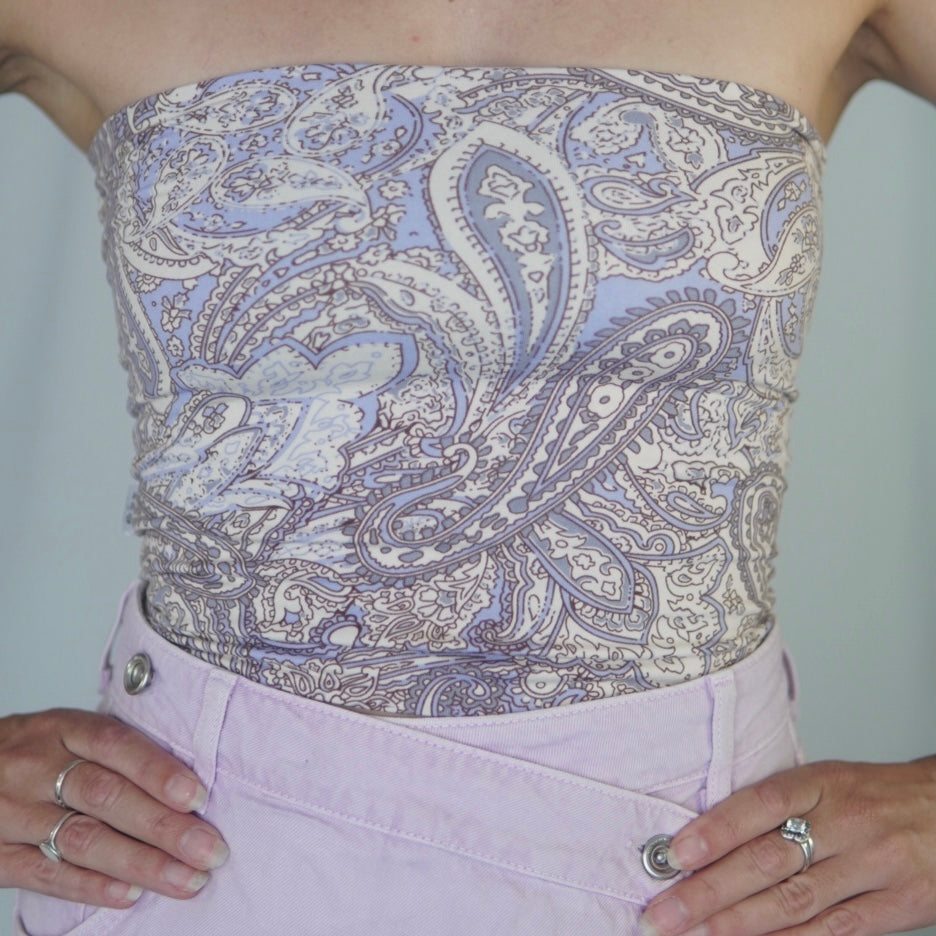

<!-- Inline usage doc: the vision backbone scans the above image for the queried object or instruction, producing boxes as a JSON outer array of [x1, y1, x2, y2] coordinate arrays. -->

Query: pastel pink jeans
[[15, 581, 804, 935]]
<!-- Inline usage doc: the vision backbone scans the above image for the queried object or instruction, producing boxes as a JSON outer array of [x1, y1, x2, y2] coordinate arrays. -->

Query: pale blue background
[[1, 80, 934, 934]]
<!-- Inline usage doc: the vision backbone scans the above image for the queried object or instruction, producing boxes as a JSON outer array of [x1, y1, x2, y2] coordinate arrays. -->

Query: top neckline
[[85, 61, 828, 163]]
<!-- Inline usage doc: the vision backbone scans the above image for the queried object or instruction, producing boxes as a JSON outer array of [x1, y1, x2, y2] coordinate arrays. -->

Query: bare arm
[[864, 0, 936, 106]]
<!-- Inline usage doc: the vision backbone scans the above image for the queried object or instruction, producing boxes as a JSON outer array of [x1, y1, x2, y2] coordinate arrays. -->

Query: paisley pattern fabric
[[87, 63, 826, 716]]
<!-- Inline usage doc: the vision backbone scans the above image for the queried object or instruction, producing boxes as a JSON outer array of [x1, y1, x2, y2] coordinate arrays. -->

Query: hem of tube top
[[125, 578, 784, 723], [84, 60, 828, 163]]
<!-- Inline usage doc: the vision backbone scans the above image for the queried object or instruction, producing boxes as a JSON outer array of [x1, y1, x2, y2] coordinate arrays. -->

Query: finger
[[55, 710, 208, 813], [679, 856, 861, 936], [53, 759, 228, 871], [641, 828, 818, 935], [666, 764, 825, 872], [21, 806, 212, 900], [784, 889, 928, 936], [3, 843, 143, 909]]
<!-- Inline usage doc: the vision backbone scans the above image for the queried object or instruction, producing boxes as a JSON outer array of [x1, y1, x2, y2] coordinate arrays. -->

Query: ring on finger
[[54, 758, 89, 809], [39, 810, 82, 863], [779, 816, 815, 874]]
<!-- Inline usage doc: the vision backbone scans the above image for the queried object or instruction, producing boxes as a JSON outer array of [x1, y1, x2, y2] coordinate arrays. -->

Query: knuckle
[[137, 752, 175, 790], [58, 815, 106, 858], [682, 870, 722, 915], [817, 759, 852, 783], [0, 746, 44, 792], [821, 905, 865, 936], [33, 708, 78, 741], [27, 709, 61, 735], [900, 874, 936, 917], [120, 846, 162, 884], [143, 806, 185, 845], [89, 717, 134, 759], [79, 768, 126, 812], [773, 875, 818, 917], [874, 828, 902, 863], [746, 836, 789, 878], [28, 850, 66, 887], [696, 812, 742, 853], [717, 813, 745, 846], [753, 777, 791, 818], [817, 761, 860, 804]]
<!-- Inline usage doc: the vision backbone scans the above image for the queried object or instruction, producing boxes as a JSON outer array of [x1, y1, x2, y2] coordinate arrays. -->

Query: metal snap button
[[123, 653, 154, 695], [641, 833, 679, 880]]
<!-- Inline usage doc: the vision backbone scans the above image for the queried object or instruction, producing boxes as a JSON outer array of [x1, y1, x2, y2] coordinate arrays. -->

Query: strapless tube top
[[87, 63, 825, 716]]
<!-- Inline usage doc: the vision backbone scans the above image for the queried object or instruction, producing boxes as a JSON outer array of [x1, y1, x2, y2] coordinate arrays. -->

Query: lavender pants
[[15, 581, 804, 935]]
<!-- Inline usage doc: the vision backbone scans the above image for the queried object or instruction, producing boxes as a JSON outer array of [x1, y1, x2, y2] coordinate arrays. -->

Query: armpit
[[863, 0, 936, 107], [0, 49, 104, 150], [0, 47, 34, 95]]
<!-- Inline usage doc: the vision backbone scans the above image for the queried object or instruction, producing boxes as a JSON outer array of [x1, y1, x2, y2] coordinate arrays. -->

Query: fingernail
[[639, 895, 689, 935], [180, 827, 230, 869], [107, 882, 143, 902], [166, 774, 208, 812], [669, 835, 707, 870], [162, 861, 210, 893]]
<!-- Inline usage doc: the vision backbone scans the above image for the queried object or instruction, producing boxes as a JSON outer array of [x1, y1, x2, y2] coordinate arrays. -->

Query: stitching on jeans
[[103, 678, 691, 816], [108, 688, 695, 821], [221, 769, 652, 905], [108, 687, 663, 903], [637, 714, 794, 796], [219, 723, 696, 813], [639, 766, 709, 795], [732, 715, 791, 762], [106, 660, 789, 807], [230, 697, 703, 815], [110, 690, 791, 811]]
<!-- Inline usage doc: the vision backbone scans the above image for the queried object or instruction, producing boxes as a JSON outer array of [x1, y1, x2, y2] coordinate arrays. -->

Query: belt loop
[[704, 670, 737, 810], [192, 668, 238, 797], [98, 581, 141, 697]]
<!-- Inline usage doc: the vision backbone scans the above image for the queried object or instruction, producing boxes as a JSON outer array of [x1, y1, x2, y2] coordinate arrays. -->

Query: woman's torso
[[2, 0, 883, 715]]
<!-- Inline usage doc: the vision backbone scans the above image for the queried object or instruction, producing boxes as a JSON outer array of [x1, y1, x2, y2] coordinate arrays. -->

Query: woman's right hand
[[0, 708, 230, 908]]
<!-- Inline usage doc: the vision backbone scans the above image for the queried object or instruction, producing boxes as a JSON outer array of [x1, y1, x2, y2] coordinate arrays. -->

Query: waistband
[[98, 580, 800, 906]]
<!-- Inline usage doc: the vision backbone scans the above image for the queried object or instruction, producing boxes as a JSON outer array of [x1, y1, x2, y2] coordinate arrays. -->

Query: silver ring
[[54, 759, 88, 809], [39, 810, 81, 863], [779, 817, 814, 874]]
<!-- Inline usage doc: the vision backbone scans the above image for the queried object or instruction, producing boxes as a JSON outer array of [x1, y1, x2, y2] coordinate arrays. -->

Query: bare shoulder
[[2, 0, 933, 153], [857, 0, 936, 106]]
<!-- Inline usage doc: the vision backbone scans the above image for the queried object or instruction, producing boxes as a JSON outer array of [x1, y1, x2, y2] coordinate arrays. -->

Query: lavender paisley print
[[87, 63, 825, 716]]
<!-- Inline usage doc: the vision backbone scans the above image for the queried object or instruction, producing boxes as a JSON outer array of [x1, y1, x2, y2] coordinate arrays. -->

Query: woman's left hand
[[638, 755, 936, 936]]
